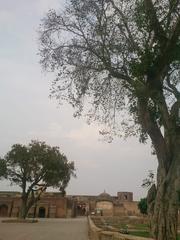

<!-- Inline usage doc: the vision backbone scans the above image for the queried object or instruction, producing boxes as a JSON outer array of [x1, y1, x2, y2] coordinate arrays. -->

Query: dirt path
[[0, 217, 89, 240]]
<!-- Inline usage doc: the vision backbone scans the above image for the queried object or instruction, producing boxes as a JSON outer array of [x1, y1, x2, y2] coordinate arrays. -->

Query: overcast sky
[[0, 0, 157, 200]]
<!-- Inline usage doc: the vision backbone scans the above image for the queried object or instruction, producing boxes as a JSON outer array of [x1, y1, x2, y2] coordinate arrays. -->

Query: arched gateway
[[0, 204, 8, 217]]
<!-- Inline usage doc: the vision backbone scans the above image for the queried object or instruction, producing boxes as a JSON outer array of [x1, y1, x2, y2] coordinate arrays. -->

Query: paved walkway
[[0, 217, 89, 240]]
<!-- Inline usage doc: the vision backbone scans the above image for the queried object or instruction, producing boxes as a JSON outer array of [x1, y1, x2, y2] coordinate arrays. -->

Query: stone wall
[[28, 196, 67, 218], [113, 201, 140, 217], [0, 194, 20, 217], [96, 201, 113, 216], [113, 205, 126, 216], [88, 217, 153, 240], [123, 202, 140, 216], [0, 191, 140, 218], [0, 192, 67, 218]]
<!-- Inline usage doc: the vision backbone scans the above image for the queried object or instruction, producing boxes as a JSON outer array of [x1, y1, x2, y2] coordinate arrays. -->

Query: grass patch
[[129, 231, 151, 238], [118, 224, 128, 229], [132, 223, 149, 230], [130, 231, 180, 239]]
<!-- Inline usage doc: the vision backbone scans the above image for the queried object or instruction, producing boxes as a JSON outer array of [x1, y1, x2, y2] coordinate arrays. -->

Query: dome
[[97, 191, 112, 202]]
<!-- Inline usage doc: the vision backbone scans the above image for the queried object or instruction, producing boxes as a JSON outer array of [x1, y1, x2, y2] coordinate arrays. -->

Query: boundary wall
[[88, 217, 154, 240]]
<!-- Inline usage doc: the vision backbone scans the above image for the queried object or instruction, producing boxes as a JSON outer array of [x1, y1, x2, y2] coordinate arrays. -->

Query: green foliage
[[0, 140, 75, 218], [138, 198, 148, 215], [1, 140, 75, 191]]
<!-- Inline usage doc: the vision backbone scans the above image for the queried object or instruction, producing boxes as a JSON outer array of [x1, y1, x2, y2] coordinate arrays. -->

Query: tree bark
[[148, 144, 180, 240], [19, 196, 28, 219], [138, 97, 180, 240], [152, 179, 178, 239], [19, 189, 44, 219]]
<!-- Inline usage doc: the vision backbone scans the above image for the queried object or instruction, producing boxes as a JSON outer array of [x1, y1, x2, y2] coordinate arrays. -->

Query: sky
[[0, 0, 157, 200]]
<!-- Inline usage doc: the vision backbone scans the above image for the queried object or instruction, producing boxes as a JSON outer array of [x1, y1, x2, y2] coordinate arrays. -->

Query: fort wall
[[0, 191, 140, 218]]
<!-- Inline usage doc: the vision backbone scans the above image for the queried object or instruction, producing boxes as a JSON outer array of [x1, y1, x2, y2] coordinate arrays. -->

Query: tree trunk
[[138, 97, 180, 240], [149, 150, 180, 240], [19, 191, 42, 219], [19, 196, 28, 219], [152, 181, 178, 239]]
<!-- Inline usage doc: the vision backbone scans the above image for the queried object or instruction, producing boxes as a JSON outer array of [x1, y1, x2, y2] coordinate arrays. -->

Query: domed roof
[[97, 190, 112, 202]]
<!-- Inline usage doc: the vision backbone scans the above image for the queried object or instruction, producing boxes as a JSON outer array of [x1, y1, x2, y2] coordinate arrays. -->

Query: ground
[[0, 217, 88, 240]]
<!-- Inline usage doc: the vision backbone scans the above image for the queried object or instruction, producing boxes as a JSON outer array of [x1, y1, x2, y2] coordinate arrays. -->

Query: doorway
[[0, 204, 8, 217], [76, 203, 86, 216], [38, 207, 46, 218]]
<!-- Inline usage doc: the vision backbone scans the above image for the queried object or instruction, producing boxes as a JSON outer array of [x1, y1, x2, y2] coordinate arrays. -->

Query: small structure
[[117, 192, 133, 202], [96, 191, 113, 216]]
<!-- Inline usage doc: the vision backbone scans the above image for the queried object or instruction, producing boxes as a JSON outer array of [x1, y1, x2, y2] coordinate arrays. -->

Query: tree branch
[[138, 99, 170, 170], [165, 73, 180, 100], [109, 0, 141, 54], [144, 0, 167, 47]]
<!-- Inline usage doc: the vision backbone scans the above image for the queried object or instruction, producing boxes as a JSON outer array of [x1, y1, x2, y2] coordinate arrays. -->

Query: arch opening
[[38, 207, 46, 218], [0, 204, 8, 217]]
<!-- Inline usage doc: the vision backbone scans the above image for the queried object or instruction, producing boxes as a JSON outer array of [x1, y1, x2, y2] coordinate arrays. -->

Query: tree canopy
[[39, 0, 180, 139], [0, 140, 75, 218], [39, 0, 180, 239]]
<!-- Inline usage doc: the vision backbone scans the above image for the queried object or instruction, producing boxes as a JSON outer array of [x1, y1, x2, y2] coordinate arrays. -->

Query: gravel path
[[0, 217, 89, 240]]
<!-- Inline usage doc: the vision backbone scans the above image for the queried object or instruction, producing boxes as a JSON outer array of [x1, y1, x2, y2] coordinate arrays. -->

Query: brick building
[[0, 191, 140, 218]]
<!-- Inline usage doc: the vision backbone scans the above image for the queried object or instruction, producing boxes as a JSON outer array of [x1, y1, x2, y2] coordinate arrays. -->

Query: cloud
[[67, 124, 98, 141], [35, 0, 64, 15], [28, 122, 63, 140], [26, 120, 72, 149], [0, 10, 13, 24], [0, 9, 17, 33], [66, 123, 110, 149]]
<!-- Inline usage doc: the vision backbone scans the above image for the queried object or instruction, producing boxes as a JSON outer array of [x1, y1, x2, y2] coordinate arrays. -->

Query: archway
[[0, 204, 8, 217], [76, 203, 86, 216], [38, 207, 46, 218]]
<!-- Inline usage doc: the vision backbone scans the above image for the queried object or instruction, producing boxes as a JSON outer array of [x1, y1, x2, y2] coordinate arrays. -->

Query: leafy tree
[[0, 140, 75, 219], [138, 198, 148, 215], [39, 0, 180, 239]]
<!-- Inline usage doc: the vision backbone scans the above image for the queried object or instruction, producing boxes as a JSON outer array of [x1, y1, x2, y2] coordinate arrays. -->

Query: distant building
[[0, 191, 140, 218]]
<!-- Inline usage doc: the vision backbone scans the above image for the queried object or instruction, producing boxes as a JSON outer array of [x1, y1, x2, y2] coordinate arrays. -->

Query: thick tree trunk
[[149, 150, 180, 240], [152, 182, 178, 240], [138, 96, 180, 240]]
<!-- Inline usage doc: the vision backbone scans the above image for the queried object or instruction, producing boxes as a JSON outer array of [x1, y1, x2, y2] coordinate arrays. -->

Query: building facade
[[0, 191, 140, 218]]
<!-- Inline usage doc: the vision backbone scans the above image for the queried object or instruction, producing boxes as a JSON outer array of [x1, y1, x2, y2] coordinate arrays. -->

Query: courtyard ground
[[0, 217, 88, 240]]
